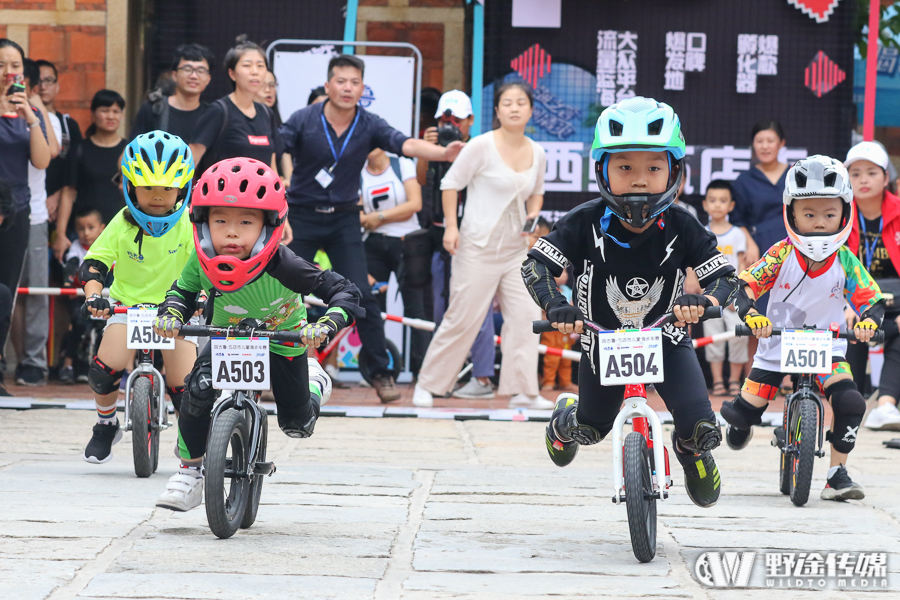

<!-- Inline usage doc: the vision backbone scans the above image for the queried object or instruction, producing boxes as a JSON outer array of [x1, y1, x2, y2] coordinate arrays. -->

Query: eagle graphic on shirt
[[605, 276, 665, 328]]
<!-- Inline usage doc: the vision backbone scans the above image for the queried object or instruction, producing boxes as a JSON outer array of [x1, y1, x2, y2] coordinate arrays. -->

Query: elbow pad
[[521, 257, 565, 312], [702, 271, 739, 310], [860, 299, 886, 328], [734, 285, 758, 320], [78, 259, 108, 286]]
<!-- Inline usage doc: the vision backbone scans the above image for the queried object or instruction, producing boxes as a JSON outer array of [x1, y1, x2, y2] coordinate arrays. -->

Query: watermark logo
[[695, 552, 756, 588]]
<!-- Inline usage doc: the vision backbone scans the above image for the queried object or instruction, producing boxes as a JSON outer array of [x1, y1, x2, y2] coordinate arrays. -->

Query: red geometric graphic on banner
[[511, 43, 552, 89], [804, 51, 846, 97], [786, 0, 841, 23]]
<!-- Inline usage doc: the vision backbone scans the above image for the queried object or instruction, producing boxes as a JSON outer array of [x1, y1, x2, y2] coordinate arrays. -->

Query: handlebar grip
[[838, 329, 885, 343], [734, 324, 752, 337], [177, 325, 206, 337], [698, 305, 723, 322], [532, 320, 556, 334]]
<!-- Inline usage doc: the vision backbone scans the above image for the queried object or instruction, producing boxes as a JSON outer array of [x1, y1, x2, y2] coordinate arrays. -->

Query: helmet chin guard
[[595, 158, 684, 229]]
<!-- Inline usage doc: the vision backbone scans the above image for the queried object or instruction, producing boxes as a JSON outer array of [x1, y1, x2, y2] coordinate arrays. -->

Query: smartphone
[[522, 218, 539, 235], [5, 73, 24, 97]]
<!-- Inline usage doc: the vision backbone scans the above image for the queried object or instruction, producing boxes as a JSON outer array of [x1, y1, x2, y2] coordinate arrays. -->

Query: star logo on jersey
[[606, 276, 665, 328], [626, 277, 650, 298]]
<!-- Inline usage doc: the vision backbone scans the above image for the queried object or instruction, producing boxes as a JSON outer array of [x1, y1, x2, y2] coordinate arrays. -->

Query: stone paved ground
[[1, 406, 897, 600]]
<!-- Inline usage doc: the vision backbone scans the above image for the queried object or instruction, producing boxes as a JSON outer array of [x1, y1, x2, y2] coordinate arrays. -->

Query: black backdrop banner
[[481, 0, 856, 212]]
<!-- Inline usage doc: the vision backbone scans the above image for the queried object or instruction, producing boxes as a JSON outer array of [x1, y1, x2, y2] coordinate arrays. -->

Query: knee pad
[[182, 360, 217, 418], [166, 385, 186, 413], [720, 395, 766, 429], [826, 379, 865, 454], [560, 405, 606, 446], [676, 420, 722, 454], [88, 357, 124, 395]]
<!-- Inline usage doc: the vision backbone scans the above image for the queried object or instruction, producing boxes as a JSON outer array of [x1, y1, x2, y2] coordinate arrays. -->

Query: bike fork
[[612, 386, 669, 503]]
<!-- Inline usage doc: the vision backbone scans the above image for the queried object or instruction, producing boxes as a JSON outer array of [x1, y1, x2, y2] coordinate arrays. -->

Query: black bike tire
[[778, 406, 791, 495], [358, 338, 402, 385], [624, 431, 657, 563], [131, 377, 153, 478], [789, 398, 817, 506], [205, 408, 250, 539], [240, 410, 267, 529]]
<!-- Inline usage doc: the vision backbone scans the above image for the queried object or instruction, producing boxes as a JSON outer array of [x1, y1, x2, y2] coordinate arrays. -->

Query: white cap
[[845, 141, 890, 171], [434, 90, 473, 119]]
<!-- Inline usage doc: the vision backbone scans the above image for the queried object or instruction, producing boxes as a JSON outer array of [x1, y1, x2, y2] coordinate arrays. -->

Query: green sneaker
[[672, 430, 721, 508], [545, 394, 579, 467]]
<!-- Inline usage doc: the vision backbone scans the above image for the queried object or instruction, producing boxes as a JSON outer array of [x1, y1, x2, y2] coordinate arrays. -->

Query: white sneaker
[[308, 357, 333, 406], [413, 385, 434, 408], [509, 394, 555, 409], [156, 468, 203, 512], [453, 378, 495, 399], [864, 402, 900, 431]]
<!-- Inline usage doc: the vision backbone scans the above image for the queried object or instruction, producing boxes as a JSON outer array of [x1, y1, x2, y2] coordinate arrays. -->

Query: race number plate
[[597, 329, 664, 385], [780, 330, 832, 374], [211, 337, 271, 390], [126, 308, 175, 349]]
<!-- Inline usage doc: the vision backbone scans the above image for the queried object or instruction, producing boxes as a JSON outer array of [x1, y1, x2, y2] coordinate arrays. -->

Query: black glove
[[547, 302, 584, 327], [83, 294, 111, 317], [673, 294, 713, 310]]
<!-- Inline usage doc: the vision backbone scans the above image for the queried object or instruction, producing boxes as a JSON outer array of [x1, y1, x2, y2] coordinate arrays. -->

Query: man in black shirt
[[129, 44, 213, 141], [280, 55, 464, 402]]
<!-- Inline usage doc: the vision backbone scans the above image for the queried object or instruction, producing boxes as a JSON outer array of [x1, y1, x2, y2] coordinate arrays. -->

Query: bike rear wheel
[[205, 408, 250, 539], [131, 377, 157, 478], [240, 411, 267, 529], [624, 431, 657, 562], [789, 398, 817, 506]]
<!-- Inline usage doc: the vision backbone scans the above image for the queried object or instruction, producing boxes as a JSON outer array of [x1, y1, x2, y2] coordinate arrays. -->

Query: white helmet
[[782, 155, 854, 262]]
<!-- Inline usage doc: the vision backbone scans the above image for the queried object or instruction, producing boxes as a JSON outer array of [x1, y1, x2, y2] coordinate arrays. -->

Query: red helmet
[[190, 157, 287, 292]]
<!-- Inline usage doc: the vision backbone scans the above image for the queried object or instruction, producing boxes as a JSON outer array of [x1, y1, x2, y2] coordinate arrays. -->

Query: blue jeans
[[431, 250, 495, 378]]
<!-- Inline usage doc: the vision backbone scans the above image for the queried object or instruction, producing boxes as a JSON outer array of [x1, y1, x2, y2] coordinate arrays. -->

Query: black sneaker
[[725, 424, 753, 450], [672, 431, 721, 508], [371, 374, 401, 403], [83, 420, 123, 464], [821, 465, 865, 501], [0, 382, 11, 397], [545, 394, 580, 467], [16, 365, 47, 387], [59, 366, 75, 385]]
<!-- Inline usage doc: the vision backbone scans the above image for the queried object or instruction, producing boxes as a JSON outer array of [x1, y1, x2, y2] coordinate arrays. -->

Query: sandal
[[728, 381, 741, 396], [711, 381, 726, 396]]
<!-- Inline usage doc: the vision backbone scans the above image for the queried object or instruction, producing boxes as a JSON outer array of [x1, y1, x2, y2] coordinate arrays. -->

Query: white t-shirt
[[360, 154, 420, 238], [27, 112, 61, 225], [706, 224, 746, 271], [65, 239, 90, 265]]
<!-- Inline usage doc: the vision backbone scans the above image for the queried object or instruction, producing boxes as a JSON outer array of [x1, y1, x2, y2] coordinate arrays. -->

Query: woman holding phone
[[412, 82, 549, 409], [0, 39, 50, 352]]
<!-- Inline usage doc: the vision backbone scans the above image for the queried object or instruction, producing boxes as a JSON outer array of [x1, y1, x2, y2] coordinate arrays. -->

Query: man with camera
[[415, 90, 497, 400]]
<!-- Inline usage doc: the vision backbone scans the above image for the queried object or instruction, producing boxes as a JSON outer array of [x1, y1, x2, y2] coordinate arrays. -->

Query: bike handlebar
[[532, 305, 724, 335], [178, 324, 306, 344], [734, 324, 885, 344]]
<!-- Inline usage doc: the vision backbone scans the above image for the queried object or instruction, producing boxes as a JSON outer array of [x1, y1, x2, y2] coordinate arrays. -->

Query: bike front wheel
[[205, 408, 250, 539], [240, 410, 267, 529], [788, 398, 817, 506], [624, 431, 657, 562], [131, 377, 158, 478]]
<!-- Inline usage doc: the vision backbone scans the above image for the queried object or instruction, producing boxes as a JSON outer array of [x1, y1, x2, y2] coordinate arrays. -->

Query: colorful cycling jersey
[[163, 245, 362, 357], [83, 208, 194, 307], [740, 239, 883, 371]]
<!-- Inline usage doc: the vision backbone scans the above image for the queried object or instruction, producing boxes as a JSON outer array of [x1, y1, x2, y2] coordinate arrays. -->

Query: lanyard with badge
[[316, 110, 361, 189], [858, 212, 883, 271]]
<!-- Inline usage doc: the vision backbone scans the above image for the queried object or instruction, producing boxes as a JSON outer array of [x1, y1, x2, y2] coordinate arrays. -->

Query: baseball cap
[[434, 90, 473, 119], [845, 141, 890, 171]]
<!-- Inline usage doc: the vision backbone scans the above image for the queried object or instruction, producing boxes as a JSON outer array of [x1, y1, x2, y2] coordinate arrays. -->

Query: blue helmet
[[121, 130, 195, 237], [591, 97, 686, 230]]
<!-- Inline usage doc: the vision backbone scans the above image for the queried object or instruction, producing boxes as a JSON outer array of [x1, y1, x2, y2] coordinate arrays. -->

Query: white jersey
[[360, 154, 420, 238], [707, 224, 746, 272], [742, 240, 881, 372]]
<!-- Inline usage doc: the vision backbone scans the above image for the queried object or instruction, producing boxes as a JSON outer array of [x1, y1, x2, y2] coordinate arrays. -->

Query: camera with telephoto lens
[[436, 109, 462, 147]]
